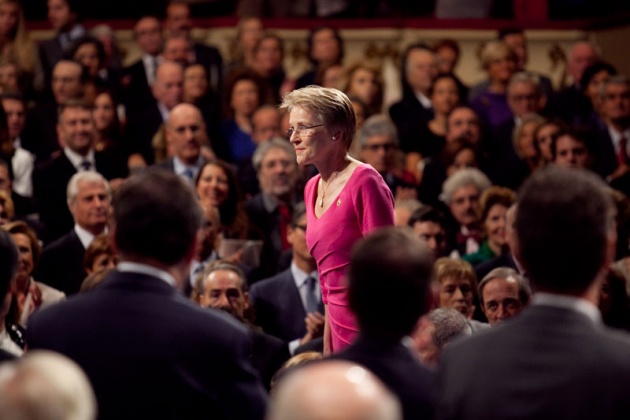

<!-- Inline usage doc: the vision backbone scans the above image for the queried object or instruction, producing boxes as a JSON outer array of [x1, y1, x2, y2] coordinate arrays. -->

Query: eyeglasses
[[287, 124, 323, 138], [363, 143, 394, 152], [294, 224, 307, 232]]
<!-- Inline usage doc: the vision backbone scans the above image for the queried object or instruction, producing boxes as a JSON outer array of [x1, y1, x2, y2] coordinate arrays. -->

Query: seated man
[[195, 261, 290, 390], [36, 172, 111, 296], [407, 205, 448, 259], [477, 267, 531, 325], [250, 203, 324, 354], [414, 307, 472, 367]]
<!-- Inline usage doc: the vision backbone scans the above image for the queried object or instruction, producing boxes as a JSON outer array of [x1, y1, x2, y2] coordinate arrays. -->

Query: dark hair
[[65, 35, 106, 69], [348, 227, 433, 339], [433, 39, 460, 57], [306, 26, 344, 66], [428, 73, 461, 102], [498, 27, 524, 40], [195, 159, 250, 239], [516, 166, 613, 293], [292, 201, 306, 226], [0, 228, 17, 299], [400, 43, 434, 96], [407, 206, 446, 229], [580, 61, 617, 93], [550, 126, 595, 161], [222, 68, 270, 120], [113, 169, 202, 265]]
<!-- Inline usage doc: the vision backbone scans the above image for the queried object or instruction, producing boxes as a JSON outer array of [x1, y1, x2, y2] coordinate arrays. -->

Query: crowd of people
[[0, 0, 628, 418]]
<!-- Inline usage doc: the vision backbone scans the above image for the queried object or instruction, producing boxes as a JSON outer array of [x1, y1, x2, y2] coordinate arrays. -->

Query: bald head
[[167, 103, 206, 164], [267, 361, 402, 420]]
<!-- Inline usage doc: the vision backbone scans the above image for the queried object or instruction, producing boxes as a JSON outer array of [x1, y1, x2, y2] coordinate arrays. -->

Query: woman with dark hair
[[195, 159, 252, 240], [599, 267, 630, 331], [220, 69, 271, 165], [66, 35, 123, 101], [92, 88, 125, 159], [294, 26, 344, 90], [578, 60, 617, 128]]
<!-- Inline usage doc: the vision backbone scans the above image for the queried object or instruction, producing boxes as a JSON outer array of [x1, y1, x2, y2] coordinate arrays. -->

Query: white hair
[[439, 168, 491, 204], [0, 350, 97, 420], [66, 171, 111, 206]]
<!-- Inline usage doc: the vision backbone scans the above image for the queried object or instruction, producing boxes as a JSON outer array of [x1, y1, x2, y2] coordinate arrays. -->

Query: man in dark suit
[[389, 44, 437, 155], [32, 100, 127, 243], [155, 103, 208, 184], [436, 167, 630, 420], [36, 172, 110, 296], [27, 169, 268, 420], [250, 203, 324, 354], [22, 60, 88, 161], [125, 60, 184, 166], [330, 227, 436, 420], [164, 0, 223, 94], [592, 76, 630, 182], [245, 138, 301, 281], [121, 16, 163, 115], [38, 0, 86, 94], [195, 261, 290, 390]]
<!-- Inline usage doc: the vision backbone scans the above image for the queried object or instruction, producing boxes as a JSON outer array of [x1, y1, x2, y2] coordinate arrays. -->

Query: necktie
[[278, 204, 291, 250], [304, 276, 319, 314], [618, 136, 628, 166], [183, 168, 194, 181], [456, 229, 481, 245], [79, 160, 92, 171]]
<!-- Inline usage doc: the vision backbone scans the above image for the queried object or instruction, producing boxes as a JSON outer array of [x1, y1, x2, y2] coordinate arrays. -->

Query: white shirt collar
[[73, 224, 104, 249], [415, 92, 432, 109], [607, 124, 630, 153], [173, 155, 203, 180], [117, 261, 176, 287], [157, 102, 170, 122], [64, 147, 95, 171], [532, 292, 602, 324]]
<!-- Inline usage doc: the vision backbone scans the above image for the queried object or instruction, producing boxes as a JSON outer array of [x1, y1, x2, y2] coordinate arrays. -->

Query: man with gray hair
[[478, 267, 530, 325], [487, 71, 546, 189], [268, 360, 402, 420], [356, 114, 416, 199], [245, 138, 301, 281], [440, 168, 491, 258], [415, 307, 472, 367], [592, 75, 630, 181], [36, 171, 111, 295]]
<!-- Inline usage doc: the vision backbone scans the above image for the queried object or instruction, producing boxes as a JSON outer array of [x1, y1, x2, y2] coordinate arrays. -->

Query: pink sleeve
[[353, 166, 395, 234]]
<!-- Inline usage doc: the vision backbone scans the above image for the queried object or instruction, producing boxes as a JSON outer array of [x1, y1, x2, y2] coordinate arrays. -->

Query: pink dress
[[305, 164, 395, 352]]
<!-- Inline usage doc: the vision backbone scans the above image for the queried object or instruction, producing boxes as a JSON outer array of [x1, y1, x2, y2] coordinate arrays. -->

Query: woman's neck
[[429, 114, 447, 135], [234, 114, 252, 134], [318, 153, 350, 181], [488, 240, 502, 256]]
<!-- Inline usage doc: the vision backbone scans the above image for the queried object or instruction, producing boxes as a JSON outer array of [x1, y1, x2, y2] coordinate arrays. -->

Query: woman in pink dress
[[280, 86, 395, 353]]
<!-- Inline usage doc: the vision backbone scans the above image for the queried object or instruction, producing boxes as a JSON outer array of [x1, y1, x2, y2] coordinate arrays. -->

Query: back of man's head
[[348, 227, 433, 339], [267, 360, 402, 420], [516, 166, 614, 294], [112, 169, 201, 266], [0, 350, 96, 420]]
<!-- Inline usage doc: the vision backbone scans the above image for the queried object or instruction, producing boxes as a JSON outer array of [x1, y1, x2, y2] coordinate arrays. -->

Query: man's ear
[[243, 291, 250, 310]]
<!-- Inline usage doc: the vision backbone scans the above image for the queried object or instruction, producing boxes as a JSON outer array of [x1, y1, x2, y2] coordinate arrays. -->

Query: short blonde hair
[[479, 40, 517, 70], [434, 257, 477, 290]]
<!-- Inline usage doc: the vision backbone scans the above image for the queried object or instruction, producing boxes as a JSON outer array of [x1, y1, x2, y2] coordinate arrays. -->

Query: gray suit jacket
[[436, 304, 630, 420]]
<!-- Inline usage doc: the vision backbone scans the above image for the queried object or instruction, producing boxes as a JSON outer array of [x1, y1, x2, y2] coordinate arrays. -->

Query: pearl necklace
[[319, 171, 339, 207]]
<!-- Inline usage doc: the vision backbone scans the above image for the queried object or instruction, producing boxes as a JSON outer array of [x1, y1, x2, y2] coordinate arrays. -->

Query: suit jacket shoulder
[[36, 230, 86, 295], [332, 335, 437, 420], [27, 270, 268, 420]]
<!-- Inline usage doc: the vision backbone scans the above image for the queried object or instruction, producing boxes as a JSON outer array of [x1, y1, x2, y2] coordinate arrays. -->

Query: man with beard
[[195, 261, 290, 390], [245, 138, 301, 281]]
